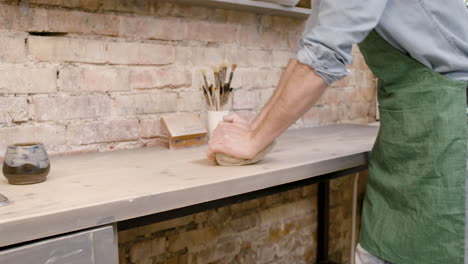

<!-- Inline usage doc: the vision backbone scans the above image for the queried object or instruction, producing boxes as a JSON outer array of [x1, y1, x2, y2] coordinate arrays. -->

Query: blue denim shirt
[[296, 0, 468, 84]]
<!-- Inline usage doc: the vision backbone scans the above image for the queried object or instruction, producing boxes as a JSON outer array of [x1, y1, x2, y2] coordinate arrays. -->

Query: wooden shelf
[[163, 0, 311, 18]]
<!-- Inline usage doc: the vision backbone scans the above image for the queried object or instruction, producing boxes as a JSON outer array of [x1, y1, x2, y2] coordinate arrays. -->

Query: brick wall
[[0, 1, 376, 263], [119, 173, 368, 264], [0, 0, 376, 157]]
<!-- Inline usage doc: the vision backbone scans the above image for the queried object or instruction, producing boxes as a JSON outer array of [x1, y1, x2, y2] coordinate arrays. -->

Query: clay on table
[[215, 141, 276, 166]]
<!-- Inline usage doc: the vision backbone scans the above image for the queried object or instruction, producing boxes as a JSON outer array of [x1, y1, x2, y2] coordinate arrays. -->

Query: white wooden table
[[0, 124, 378, 264]]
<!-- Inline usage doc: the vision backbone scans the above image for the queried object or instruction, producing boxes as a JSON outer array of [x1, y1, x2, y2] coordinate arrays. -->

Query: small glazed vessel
[[2, 142, 50, 185]]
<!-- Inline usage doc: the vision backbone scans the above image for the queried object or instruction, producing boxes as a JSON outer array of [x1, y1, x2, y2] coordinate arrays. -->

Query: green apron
[[358, 31, 468, 263]]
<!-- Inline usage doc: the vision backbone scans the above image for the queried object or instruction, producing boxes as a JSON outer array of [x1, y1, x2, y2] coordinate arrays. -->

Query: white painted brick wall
[[59, 67, 130, 92], [0, 67, 57, 94], [0, 1, 376, 158], [32, 94, 111, 121]]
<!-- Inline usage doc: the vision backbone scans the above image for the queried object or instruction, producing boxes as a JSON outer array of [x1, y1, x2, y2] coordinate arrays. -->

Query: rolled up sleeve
[[296, 0, 388, 84]]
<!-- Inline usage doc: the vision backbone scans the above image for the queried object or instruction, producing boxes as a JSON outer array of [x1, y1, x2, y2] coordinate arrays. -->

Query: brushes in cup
[[200, 63, 237, 111]]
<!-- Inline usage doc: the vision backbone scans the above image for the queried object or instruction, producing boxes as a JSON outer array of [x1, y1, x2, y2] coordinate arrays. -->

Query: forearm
[[251, 60, 328, 150], [250, 59, 298, 130]]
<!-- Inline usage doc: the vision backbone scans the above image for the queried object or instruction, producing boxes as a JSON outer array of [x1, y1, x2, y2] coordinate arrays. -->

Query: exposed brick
[[30, 36, 176, 65], [59, 67, 130, 92], [240, 70, 280, 89], [46, 9, 119, 36], [119, 16, 186, 41], [0, 4, 48, 32], [288, 31, 302, 50], [332, 75, 350, 88], [262, 30, 289, 50], [226, 48, 272, 68], [269, 222, 296, 243], [260, 203, 295, 226], [0, 4, 17, 30], [130, 68, 191, 90], [137, 214, 195, 237], [102, 0, 150, 14], [225, 10, 257, 25], [230, 68, 242, 89], [139, 118, 160, 138], [0, 97, 28, 123], [32, 94, 111, 121], [152, 2, 218, 20], [258, 244, 276, 263], [350, 51, 369, 71], [302, 107, 320, 126], [168, 228, 218, 253], [348, 102, 368, 120], [113, 93, 178, 116], [238, 25, 263, 48], [28, 36, 107, 63], [30, 0, 101, 10], [186, 21, 239, 43], [258, 88, 275, 109], [0, 67, 56, 94], [272, 51, 294, 68], [166, 254, 189, 264], [67, 119, 139, 145], [129, 238, 166, 263], [175, 46, 192, 66], [232, 89, 256, 110], [229, 214, 258, 232], [107, 42, 175, 65], [0, 36, 26, 62], [271, 16, 305, 33], [191, 46, 226, 66], [0, 124, 66, 157], [190, 68, 203, 91], [363, 71, 377, 89], [176, 91, 204, 112], [322, 106, 340, 124]]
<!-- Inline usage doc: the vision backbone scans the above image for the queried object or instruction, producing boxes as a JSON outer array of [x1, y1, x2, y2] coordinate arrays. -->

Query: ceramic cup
[[2, 142, 50, 185], [207, 111, 229, 138]]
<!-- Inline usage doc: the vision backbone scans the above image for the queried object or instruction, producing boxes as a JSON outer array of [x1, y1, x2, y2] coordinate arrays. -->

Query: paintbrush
[[201, 69, 210, 89], [221, 62, 228, 84], [227, 64, 237, 88], [221, 64, 237, 108], [222, 63, 229, 105], [202, 84, 215, 110], [201, 69, 214, 109], [201, 85, 211, 109], [213, 66, 220, 111]]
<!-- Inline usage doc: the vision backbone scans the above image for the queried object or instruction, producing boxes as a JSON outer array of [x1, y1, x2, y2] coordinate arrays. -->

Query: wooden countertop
[[0, 124, 378, 247]]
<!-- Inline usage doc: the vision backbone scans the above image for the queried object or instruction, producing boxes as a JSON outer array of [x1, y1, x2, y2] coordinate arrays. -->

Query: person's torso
[[376, 0, 468, 81]]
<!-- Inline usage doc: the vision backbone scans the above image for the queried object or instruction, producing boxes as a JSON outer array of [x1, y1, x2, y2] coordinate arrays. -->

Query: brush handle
[[202, 74, 210, 90], [214, 72, 221, 111], [228, 72, 234, 87]]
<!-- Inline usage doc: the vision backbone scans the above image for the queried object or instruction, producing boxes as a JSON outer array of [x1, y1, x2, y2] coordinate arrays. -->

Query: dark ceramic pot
[[2, 142, 50, 185]]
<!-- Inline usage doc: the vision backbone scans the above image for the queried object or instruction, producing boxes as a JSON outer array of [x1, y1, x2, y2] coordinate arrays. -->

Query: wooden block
[[157, 135, 207, 149], [159, 113, 208, 149]]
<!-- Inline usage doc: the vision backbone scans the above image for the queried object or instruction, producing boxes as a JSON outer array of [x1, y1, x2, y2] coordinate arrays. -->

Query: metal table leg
[[317, 180, 338, 264]]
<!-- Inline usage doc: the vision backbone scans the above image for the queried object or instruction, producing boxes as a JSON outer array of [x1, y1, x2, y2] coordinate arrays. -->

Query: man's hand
[[206, 59, 327, 163], [222, 113, 249, 126], [206, 122, 261, 162], [206, 114, 262, 162]]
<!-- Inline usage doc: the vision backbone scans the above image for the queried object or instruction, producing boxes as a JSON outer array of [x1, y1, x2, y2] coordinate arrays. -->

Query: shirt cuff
[[296, 44, 350, 85]]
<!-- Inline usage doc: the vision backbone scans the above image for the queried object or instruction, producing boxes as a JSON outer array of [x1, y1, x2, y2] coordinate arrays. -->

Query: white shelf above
[[163, 0, 311, 18]]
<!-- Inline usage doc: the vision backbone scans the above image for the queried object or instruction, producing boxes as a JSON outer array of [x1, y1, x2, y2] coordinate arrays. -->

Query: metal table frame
[[117, 164, 368, 264]]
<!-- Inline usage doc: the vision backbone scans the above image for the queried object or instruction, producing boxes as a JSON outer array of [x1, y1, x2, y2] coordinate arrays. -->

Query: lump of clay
[[215, 141, 276, 166]]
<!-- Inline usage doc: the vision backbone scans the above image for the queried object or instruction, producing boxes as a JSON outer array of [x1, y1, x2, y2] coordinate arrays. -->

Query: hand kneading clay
[[215, 141, 276, 166]]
